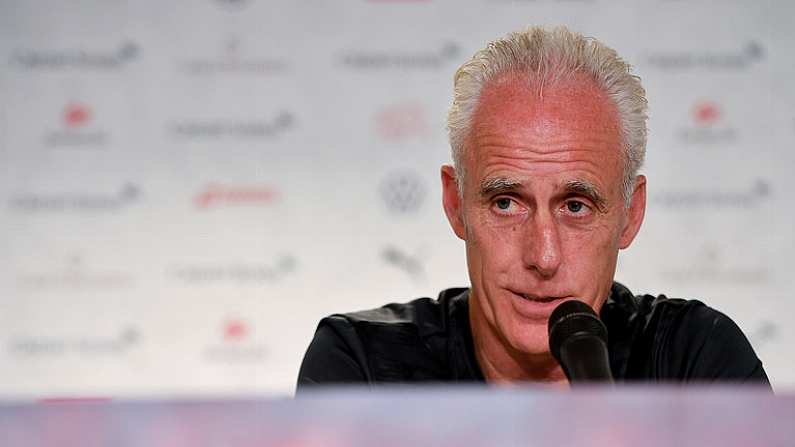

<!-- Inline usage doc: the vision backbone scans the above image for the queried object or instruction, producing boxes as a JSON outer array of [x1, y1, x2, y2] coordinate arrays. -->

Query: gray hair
[[447, 26, 648, 206]]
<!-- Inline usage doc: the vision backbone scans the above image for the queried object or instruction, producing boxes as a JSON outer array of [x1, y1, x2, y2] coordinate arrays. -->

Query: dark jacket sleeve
[[296, 316, 371, 392], [688, 310, 770, 384], [660, 302, 770, 386]]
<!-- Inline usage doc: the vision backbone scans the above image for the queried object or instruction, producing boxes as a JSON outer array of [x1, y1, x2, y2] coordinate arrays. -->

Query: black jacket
[[297, 283, 769, 387]]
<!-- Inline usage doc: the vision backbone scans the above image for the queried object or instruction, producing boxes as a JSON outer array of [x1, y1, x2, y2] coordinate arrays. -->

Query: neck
[[469, 290, 568, 385]]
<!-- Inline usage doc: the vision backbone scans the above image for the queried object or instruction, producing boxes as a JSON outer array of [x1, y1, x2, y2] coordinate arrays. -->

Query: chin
[[504, 319, 551, 356]]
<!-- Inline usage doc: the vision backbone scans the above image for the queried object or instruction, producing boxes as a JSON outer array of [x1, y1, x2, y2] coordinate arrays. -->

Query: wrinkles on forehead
[[464, 72, 624, 208], [473, 72, 619, 128]]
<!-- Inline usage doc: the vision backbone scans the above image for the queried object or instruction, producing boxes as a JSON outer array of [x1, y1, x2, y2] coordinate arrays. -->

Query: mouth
[[518, 294, 563, 303], [509, 291, 571, 320]]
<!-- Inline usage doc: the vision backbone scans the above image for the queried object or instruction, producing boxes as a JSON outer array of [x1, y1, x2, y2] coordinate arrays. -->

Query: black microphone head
[[547, 300, 608, 363]]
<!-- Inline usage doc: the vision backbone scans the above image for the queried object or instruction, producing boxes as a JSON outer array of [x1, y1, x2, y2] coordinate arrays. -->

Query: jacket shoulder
[[302, 288, 468, 384], [607, 284, 768, 384], [340, 287, 466, 330]]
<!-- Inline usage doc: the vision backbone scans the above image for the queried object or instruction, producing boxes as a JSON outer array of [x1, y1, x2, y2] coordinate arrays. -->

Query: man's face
[[442, 73, 646, 356]]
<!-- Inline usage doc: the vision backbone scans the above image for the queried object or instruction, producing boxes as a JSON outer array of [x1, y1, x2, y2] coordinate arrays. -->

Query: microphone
[[548, 300, 613, 383]]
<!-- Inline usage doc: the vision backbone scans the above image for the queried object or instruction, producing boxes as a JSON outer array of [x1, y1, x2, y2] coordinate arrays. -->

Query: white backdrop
[[0, 0, 793, 397]]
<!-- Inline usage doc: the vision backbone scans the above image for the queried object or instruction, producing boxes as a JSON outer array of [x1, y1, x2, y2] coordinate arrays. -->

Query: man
[[297, 26, 769, 387]]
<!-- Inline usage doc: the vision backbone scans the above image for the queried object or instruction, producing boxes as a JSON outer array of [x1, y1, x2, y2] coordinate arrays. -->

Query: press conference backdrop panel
[[0, 0, 793, 396]]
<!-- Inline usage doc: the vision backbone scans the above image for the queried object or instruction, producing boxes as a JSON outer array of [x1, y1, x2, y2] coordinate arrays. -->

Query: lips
[[509, 291, 572, 321], [519, 294, 561, 303]]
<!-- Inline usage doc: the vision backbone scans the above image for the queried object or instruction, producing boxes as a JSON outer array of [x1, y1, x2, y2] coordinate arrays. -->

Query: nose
[[522, 209, 563, 278]]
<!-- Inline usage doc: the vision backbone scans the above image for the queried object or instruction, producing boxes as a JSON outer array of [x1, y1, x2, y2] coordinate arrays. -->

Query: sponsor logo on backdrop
[[16, 255, 135, 290], [660, 245, 769, 285], [652, 179, 770, 209], [9, 183, 141, 213], [374, 102, 429, 141], [381, 245, 426, 281], [692, 101, 720, 126], [64, 102, 91, 127], [44, 102, 109, 148], [178, 37, 288, 75], [170, 255, 297, 284], [341, 42, 460, 70], [223, 319, 248, 341], [194, 184, 279, 209], [646, 41, 764, 71], [169, 111, 294, 139], [380, 170, 426, 214], [677, 100, 737, 144], [10, 41, 139, 70], [203, 318, 267, 363], [8, 327, 140, 357]]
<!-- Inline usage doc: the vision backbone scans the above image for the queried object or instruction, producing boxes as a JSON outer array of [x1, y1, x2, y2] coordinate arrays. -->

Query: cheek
[[560, 220, 621, 276], [467, 211, 523, 269]]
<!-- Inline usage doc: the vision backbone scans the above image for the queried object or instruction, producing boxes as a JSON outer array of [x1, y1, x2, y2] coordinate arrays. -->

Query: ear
[[441, 164, 466, 240], [618, 175, 646, 249]]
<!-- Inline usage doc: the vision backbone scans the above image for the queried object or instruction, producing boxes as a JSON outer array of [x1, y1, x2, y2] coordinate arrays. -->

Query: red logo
[[692, 101, 720, 127], [375, 102, 428, 141], [63, 102, 92, 128], [223, 319, 248, 341], [194, 184, 279, 209]]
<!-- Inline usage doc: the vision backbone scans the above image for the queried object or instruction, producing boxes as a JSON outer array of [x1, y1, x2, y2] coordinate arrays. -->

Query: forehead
[[466, 72, 623, 189], [472, 72, 620, 135]]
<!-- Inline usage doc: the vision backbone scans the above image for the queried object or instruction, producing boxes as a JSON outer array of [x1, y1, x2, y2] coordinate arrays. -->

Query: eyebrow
[[565, 179, 608, 212], [479, 177, 523, 196]]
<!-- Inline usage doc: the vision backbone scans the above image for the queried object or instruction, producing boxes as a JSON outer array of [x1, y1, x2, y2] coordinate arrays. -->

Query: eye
[[562, 199, 592, 217], [496, 198, 512, 210], [491, 197, 521, 216], [567, 201, 584, 213]]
